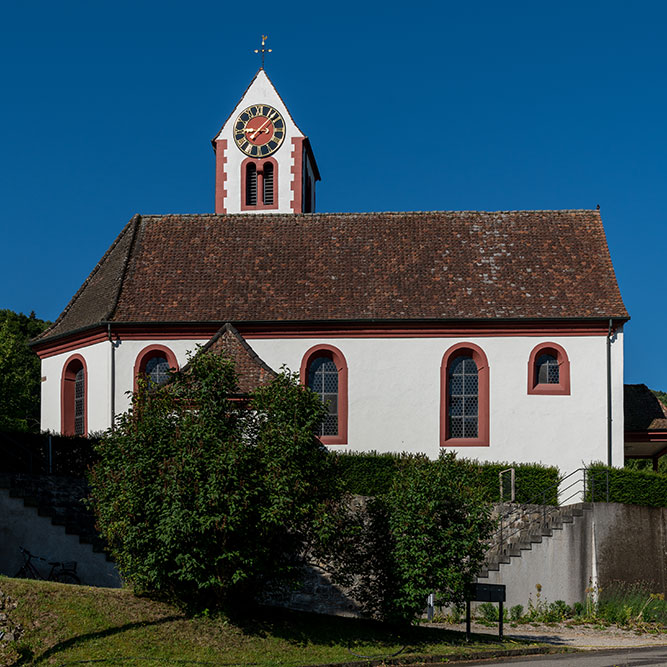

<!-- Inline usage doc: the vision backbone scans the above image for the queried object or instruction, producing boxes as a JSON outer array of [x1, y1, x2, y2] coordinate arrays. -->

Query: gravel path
[[442, 621, 667, 650]]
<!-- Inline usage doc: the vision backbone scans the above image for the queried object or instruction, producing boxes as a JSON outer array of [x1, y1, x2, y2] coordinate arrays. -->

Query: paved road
[[459, 645, 667, 666]]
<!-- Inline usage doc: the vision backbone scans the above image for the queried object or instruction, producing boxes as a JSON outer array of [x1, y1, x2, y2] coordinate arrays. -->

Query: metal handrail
[[489, 467, 609, 557]]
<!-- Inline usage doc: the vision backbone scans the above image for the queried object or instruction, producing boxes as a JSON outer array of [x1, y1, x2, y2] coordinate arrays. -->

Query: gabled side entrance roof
[[191, 323, 277, 394]]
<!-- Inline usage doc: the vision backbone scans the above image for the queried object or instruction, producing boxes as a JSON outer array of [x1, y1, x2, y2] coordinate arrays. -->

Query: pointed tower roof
[[212, 68, 306, 145], [211, 68, 320, 213]]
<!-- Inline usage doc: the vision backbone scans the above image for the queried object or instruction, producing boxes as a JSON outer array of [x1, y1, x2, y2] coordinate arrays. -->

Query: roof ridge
[[136, 209, 601, 220], [104, 214, 142, 321]]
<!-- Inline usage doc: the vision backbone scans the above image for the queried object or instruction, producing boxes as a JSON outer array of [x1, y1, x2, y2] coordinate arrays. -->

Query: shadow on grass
[[10, 615, 185, 666], [227, 605, 505, 656], [9, 606, 513, 667]]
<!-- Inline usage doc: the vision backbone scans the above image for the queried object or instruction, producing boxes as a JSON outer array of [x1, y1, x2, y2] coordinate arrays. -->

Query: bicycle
[[14, 546, 80, 584]]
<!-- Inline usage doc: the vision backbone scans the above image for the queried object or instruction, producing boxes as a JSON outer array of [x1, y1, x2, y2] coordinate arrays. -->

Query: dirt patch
[[439, 620, 667, 650]]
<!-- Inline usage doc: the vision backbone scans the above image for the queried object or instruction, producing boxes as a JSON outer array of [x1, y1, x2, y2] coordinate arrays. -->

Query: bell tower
[[212, 66, 320, 214]]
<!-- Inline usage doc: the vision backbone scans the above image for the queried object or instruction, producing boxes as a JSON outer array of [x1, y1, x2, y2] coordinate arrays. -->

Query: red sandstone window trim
[[440, 342, 490, 447], [527, 342, 570, 395], [133, 345, 179, 392], [61, 354, 88, 436], [300, 344, 348, 446], [240, 157, 279, 211]]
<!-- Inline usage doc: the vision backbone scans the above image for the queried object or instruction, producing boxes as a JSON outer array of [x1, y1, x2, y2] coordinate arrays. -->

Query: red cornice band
[[33, 319, 620, 359]]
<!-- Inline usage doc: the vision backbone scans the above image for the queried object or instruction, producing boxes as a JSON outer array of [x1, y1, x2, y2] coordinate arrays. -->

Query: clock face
[[233, 104, 286, 157]]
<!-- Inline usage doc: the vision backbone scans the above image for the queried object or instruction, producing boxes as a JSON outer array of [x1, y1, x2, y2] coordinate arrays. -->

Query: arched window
[[528, 342, 570, 395], [448, 356, 479, 439], [440, 343, 490, 447], [263, 161, 274, 205], [536, 354, 559, 384], [145, 355, 171, 385], [134, 345, 179, 391], [61, 354, 87, 436], [245, 162, 257, 206], [241, 158, 278, 211], [300, 344, 348, 445]]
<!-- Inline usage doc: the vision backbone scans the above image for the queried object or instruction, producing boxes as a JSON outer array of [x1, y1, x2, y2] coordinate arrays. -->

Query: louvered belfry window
[[246, 162, 257, 205], [263, 162, 274, 205], [448, 356, 479, 438], [145, 355, 170, 386], [308, 355, 338, 436], [74, 367, 85, 435], [536, 353, 559, 384]]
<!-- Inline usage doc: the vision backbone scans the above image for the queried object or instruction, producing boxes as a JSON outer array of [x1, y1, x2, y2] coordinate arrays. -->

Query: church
[[32, 66, 629, 474]]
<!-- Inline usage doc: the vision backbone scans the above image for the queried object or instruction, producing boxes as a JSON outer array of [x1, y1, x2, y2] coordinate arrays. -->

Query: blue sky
[[1, 1, 665, 388]]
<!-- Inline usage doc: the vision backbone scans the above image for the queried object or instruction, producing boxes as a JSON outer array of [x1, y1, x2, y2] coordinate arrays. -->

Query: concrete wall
[[0, 489, 121, 588], [481, 502, 667, 608]]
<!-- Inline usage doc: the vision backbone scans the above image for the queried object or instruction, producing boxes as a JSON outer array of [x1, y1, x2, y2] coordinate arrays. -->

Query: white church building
[[33, 68, 629, 474]]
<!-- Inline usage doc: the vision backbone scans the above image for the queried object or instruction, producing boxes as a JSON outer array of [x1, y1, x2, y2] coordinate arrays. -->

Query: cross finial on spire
[[254, 35, 272, 69]]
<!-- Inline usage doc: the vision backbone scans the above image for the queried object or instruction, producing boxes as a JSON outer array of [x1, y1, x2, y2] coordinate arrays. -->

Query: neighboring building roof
[[37, 209, 629, 343], [190, 323, 277, 394], [624, 384, 667, 432]]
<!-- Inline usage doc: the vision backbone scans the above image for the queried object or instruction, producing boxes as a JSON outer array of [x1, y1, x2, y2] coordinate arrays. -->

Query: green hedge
[[0, 431, 98, 476], [334, 451, 559, 504], [587, 464, 667, 507], [470, 461, 560, 505]]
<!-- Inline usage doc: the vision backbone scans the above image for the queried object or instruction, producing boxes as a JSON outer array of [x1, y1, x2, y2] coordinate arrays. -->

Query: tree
[[0, 310, 50, 432], [88, 350, 340, 610], [328, 453, 494, 625]]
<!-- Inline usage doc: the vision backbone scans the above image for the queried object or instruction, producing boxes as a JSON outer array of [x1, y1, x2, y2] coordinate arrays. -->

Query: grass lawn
[[0, 576, 557, 666]]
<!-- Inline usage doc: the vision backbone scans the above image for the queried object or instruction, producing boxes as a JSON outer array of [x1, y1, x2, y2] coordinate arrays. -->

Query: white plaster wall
[[611, 326, 624, 468], [40, 332, 625, 472], [41, 341, 111, 435], [249, 335, 623, 473], [216, 70, 303, 214], [40, 338, 208, 435], [112, 338, 208, 417]]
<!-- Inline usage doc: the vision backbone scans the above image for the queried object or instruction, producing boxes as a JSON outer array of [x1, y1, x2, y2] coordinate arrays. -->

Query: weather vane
[[254, 35, 272, 68]]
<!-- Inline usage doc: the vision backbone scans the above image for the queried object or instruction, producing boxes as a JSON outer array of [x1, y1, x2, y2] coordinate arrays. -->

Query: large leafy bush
[[328, 453, 494, 625], [0, 310, 50, 432], [89, 351, 339, 609]]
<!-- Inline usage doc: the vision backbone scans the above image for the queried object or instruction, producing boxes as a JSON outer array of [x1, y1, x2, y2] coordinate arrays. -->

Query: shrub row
[[334, 451, 560, 504], [0, 430, 98, 476], [587, 463, 667, 507]]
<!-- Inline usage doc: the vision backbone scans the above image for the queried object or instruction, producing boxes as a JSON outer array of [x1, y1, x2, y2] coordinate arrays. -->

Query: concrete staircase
[[0, 473, 109, 559], [479, 502, 593, 579]]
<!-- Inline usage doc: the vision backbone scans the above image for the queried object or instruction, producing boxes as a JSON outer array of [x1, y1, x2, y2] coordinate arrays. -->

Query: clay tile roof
[[624, 385, 667, 432], [36, 210, 629, 343], [192, 323, 277, 394]]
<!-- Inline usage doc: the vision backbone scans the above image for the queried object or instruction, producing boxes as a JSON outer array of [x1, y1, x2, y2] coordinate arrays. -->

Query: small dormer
[[212, 69, 320, 214]]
